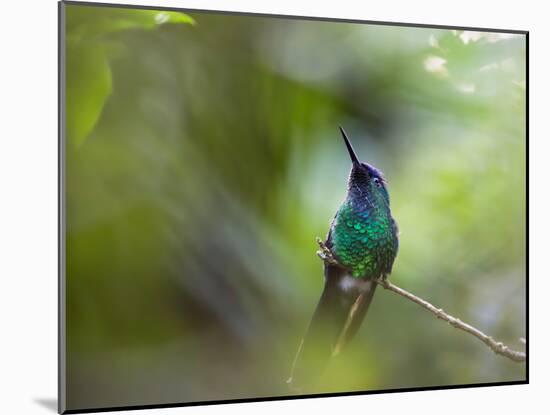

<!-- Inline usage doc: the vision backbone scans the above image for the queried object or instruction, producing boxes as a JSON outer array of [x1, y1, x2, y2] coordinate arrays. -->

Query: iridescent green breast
[[330, 199, 397, 278]]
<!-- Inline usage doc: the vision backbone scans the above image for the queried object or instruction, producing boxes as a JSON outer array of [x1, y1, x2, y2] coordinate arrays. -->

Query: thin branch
[[375, 279, 526, 362], [315, 237, 526, 363]]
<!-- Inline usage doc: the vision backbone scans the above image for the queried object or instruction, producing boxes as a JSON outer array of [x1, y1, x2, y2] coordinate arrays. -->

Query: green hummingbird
[[288, 127, 399, 390]]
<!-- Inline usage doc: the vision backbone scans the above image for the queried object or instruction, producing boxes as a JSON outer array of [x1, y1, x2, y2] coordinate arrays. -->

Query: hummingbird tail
[[287, 265, 377, 392], [333, 280, 377, 355]]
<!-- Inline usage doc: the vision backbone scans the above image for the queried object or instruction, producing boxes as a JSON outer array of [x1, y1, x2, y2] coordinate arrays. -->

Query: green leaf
[[66, 43, 112, 148], [66, 6, 195, 41], [65, 5, 194, 147]]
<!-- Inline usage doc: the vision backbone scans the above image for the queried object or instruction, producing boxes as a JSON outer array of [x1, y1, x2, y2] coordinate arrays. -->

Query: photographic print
[[59, 1, 527, 412]]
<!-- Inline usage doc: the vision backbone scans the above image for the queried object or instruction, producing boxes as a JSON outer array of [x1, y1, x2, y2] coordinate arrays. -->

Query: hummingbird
[[288, 127, 399, 391]]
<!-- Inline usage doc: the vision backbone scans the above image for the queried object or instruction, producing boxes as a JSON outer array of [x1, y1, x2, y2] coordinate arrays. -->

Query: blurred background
[[64, 3, 526, 411]]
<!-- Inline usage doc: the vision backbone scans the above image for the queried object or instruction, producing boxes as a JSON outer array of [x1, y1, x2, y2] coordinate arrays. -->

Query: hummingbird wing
[[287, 263, 377, 392]]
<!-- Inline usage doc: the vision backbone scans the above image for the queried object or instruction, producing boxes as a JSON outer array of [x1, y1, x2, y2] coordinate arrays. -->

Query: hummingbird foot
[[375, 275, 391, 289], [316, 237, 339, 266]]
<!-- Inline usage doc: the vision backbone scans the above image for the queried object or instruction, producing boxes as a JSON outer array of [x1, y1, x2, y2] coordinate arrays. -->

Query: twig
[[315, 237, 526, 363], [375, 279, 526, 362]]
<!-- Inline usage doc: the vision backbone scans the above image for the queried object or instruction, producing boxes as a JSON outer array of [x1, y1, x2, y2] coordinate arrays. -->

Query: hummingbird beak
[[339, 126, 360, 166]]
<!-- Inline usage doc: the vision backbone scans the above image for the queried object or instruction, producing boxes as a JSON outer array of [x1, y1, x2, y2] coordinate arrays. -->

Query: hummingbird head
[[339, 126, 389, 204]]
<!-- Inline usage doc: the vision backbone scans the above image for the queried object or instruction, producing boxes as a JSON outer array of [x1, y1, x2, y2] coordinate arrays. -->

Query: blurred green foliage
[[65, 6, 193, 146], [64, 3, 526, 411]]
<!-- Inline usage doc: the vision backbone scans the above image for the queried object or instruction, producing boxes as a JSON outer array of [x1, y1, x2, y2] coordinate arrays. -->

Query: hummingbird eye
[[372, 177, 382, 187]]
